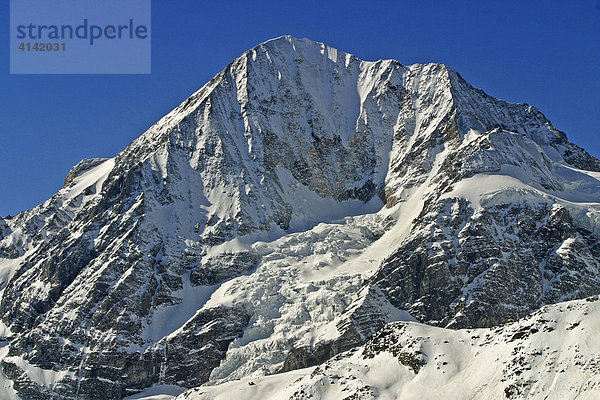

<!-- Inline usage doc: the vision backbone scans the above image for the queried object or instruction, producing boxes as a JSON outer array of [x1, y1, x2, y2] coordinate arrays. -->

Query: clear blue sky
[[1, 1, 599, 216]]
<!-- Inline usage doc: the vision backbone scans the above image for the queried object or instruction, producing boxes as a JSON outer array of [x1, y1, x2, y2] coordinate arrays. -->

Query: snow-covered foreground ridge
[[179, 296, 600, 400], [0, 36, 599, 399]]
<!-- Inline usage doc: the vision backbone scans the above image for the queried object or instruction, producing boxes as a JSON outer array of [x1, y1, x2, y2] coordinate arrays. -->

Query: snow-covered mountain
[[0, 36, 599, 399], [175, 296, 600, 400]]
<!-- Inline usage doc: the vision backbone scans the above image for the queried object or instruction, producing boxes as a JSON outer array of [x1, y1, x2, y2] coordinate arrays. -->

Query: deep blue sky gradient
[[1, 0, 599, 216]]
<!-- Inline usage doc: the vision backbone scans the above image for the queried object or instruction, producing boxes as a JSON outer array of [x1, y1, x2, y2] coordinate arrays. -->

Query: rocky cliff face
[[373, 200, 600, 329], [0, 36, 599, 399]]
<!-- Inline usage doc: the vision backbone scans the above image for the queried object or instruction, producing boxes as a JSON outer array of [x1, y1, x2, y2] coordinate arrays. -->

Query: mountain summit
[[1, 36, 599, 399]]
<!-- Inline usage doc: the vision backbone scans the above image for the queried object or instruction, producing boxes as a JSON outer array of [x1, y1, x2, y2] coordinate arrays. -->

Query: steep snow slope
[[0, 36, 599, 399], [177, 297, 600, 400]]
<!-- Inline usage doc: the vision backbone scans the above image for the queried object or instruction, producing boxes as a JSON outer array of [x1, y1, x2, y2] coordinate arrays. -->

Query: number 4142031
[[18, 42, 66, 52]]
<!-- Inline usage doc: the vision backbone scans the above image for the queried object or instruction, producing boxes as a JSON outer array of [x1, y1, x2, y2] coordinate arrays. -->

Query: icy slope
[[0, 36, 599, 399], [178, 296, 600, 400]]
